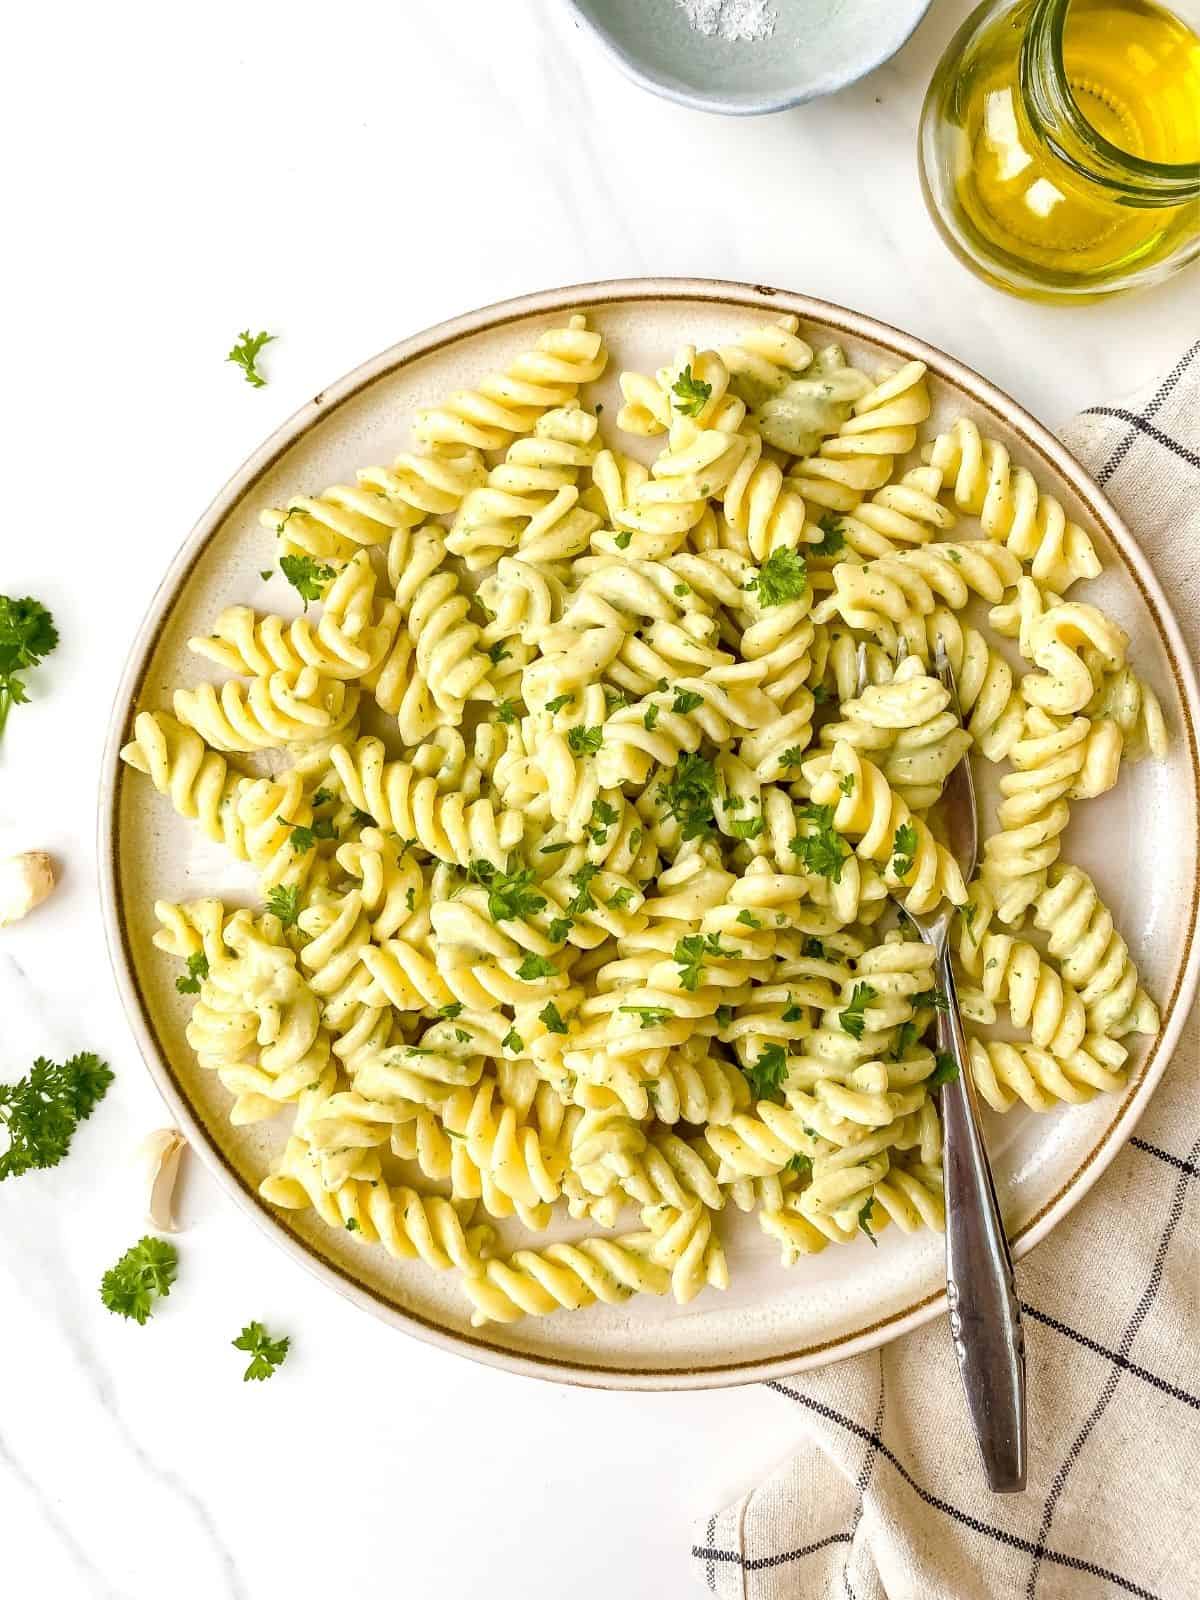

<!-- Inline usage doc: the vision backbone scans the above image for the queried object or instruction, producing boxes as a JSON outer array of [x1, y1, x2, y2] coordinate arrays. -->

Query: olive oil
[[920, 0, 1200, 298]]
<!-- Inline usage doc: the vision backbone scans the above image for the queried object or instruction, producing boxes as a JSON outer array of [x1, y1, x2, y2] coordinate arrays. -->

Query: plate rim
[[97, 276, 1200, 1391]]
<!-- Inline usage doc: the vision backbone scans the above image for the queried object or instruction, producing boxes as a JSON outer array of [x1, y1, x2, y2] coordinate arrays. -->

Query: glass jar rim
[[1020, 0, 1200, 200]]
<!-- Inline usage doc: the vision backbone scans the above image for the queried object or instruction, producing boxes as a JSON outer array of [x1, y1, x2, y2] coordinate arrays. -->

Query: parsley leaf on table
[[100, 1236, 178, 1323], [0, 596, 58, 742], [233, 1320, 290, 1381], [226, 329, 275, 388], [0, 1053, 113, 1181]]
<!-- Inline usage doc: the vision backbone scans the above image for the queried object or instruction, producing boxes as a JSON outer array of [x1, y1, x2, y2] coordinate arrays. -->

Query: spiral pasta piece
[[189, 552, 399, 682], [447, 403, 601, 570], [810, 541, 1022, 652], [328, 737, 523, 866], [413, 314, 607, 451], [789, 361, 931, 511], [120, 711, 249, 857], [980, 708, 1122, 923], [967, 1035, 1128, 1114], [805, 741, 967, 912], [262, 448, 487, 564], [924, 417, 1101, 592], [174, 666, 359, 754], [460, 1230, 669, 1325], [1031, 865, 1159, 1037]]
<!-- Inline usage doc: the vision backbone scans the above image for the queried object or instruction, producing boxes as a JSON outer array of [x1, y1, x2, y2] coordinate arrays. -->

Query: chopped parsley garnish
[[539, 1002, 568, 1035], [811, 682, 832, 704], [858, 1198, 878, 1247], [715, 1005, 734, 1027], [454, 1028, 471, 1043], [566, 863, 600, 915], [265, 884, 301, 928], [839, 982, 879, 1040], [672, 363, 712, 417], [890, 1020, 920, 1061], [485, 641, 510, 666], [731, 816, 764, 840], [746, 547, 808, 608], [281, 820, 317, 855], [175, 951, 209, 995], [548, 917, 573, 944], [495, 699, 518, 725], [607, 887, 636, 909], [785, 1152, 813, 1179], [232, 1321, 290, 1381], [100, 1236, 178, 1323], [915, 989, 950, 1014], [544, 692, 573, 714], [780, 747, 807, 768], [501, 1027, 524, 1054], [566, 725, 603, 757], [226, 329, 275, 388], [405, 887, 416, 913], [278, 554, 335, 610], [540, 841, 571, 856], [311, 814, 336, 842], [515, 952, 557, 981], [891, 821, 919, 880], [672, 931, 732, 991], [961, 901, 979, 933], [310, 787, 335, 808], [811, 513, 846, 559], [614, 531, 633, 550], [736, 910, 761, 928], [781, 997, 805, 1022], [618, 1006, 673, 1029], [672, 688, 704, 715], [481, 860, 546, 924], [0, 1053, 113, 1181], [839, 773, 856, 796], [658, 752, 717, 840], [744, 1044, 788, 1103], [643, 703, 661, 732], [789, 803, 850, 883], [438, 1002, 464, 1019], [802, 936, 827, 959], [0, 596, 58, 742], [588, 798, 619, 844], [928, 1050, 960, 1088]]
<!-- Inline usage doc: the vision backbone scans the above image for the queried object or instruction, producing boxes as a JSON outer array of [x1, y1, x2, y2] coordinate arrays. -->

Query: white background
[[3, 1, 1196, 1596]]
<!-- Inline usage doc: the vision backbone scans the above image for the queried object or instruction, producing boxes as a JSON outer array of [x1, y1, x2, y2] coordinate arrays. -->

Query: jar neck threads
[[1019, 0, 1200, 204]]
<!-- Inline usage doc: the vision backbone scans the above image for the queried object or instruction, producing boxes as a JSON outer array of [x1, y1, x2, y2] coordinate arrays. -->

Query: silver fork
[[857, 641, 1027, 1492]]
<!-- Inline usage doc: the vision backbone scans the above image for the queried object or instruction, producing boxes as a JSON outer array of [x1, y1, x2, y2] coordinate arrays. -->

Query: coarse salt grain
[[674, 0, 778, 44]]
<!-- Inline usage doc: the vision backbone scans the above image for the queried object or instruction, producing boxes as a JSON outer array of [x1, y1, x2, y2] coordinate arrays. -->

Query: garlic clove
[[139, 1128, 188, 1232], [0, 851, 56, 928]]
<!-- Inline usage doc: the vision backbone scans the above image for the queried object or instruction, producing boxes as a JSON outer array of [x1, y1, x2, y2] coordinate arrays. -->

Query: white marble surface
[[3, 1, 1196, 1595]]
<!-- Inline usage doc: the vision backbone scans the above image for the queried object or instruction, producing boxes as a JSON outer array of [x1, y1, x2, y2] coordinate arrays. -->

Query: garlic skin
[[139, 1128, 188, 1232], [0, 852, 56, 927]]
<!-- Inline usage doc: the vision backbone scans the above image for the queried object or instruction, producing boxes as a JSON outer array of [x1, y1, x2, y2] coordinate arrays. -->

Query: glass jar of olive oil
[[919, 0, 1200, 299]]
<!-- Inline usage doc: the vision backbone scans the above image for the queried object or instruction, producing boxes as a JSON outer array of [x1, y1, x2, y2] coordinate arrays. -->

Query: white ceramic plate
[[99, 279, 1200, 1389]]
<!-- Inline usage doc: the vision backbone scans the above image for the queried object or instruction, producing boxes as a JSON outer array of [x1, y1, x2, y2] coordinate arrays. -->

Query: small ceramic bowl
[[563, 0, 935, 114]]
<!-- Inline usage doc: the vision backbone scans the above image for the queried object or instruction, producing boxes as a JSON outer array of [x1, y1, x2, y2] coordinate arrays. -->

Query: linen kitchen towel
[[692, 344, 1200, 1600]]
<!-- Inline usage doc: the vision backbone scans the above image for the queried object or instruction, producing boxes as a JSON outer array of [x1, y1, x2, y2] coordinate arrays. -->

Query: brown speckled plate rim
[[97, 278, 1200, 1391]]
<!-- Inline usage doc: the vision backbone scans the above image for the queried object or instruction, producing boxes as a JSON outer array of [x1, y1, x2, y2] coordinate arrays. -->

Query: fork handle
[[935, 942, 1028, 1493]]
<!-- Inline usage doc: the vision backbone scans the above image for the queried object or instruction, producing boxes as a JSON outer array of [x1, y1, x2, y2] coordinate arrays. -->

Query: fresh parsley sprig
[[744, 1043, 788, 1103], [838, 982, 879, 1040], [672, 364, 712, 417], [279, 555, 335, 611], [0, 596, 58, 743], [100, 1236, 178, 1323], [746, 548, 808, 608], [0, 1054, 113, 1181], [226, 329, 275, 388], [233, 1320, 290, 1381]]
